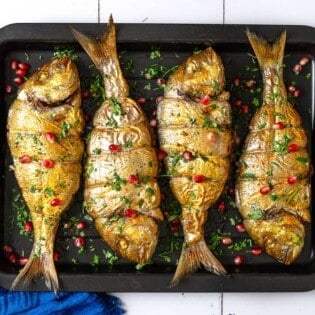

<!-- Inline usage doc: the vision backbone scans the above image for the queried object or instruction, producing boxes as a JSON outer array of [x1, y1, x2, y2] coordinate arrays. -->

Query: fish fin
[[246, 29, 286, 68], [170, 239, 228, 287], [11, 251, 59, 293]]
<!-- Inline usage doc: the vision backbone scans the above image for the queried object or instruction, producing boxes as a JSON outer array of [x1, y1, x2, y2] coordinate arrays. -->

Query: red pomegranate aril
[[170, 224, 179, 233], [233, 99, 242, 107], [288, 175, 297, 185], [244, 79, 256, 89], [124, 208, 137, 218], [241, 105, 249, 114], [19, 257, 28, 266], [287, 84, 296, 94], [18, 62, 30, 71], [221, 236, 232, 245], [5, 84, 13, 94], [45, 132, 56, 143], [74, 236, 85, 248], [19, 155, 32, 164], [9, 253, 18, 264], [193, 174, 205, 183], [24, 221, 33, 232], [293, 63, 302, 74], [160, 193, 166, 201], [156, 78, 165, 85], [200, 95, 211, 106], [63, 221, 72, 229], [157, 149, 167, 160], [149, 118, 157, 127], [53, 251, 61, 262], [2, 245, 13, 254], [15, 68, 27, 77], [128, 174, 139, 185], [77, 221, 87, 230], [182, 150, 193, 161], [10, 59, 19, 70], [109, 144, 121, 153], [236, 223, 246, 233], [273, 122, 285, 130], [14, 77, 24, 85], [293, 89, 302, 97], [233, 77, 240, 86], [228, 187, 235, 196], [234, 255, 244, 265], [288, 143, 299, 153], [81, 89, 90, 100], [218, 201, 225, 212], [260, 186, 271, 195], [299, 56, 310, 66], [51, 198, 62, 207], [42, 159, 55, 169], [156, 96, 163, 104], [136, 97, 146, 105], [152, 109, 157, 116], [252, 247, 262, 256]]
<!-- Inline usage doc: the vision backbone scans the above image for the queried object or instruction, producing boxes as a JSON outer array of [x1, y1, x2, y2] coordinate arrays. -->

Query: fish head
[[19, 56, 80, 105], [168, 47, 225, 99]]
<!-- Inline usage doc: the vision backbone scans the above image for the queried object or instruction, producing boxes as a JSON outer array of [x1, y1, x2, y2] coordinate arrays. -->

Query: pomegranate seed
[[5, 84, 14, 94], [76, 221, 87, 230], [152, 109, 157, 116], [2, 245, 13, 254], [45, 132, 56, 143], [81, 90, 90, 100], [18, 62, 30, 71], [149, 118, 157, 127], [63, 221, 72, 229], [233, 99, 242, 107], [156, 78, 165, 85], [155, 96, 163, 104], [136, 97, 146, 105], [241, 105, 249, 114], [272, 122, 285, 130], [9, 253, 18, 264], [287, 84, 296, 94], [124, 208, 137, 218], [53, 251, 60, 262], [160, 193, 166, 201], [293, 89, 302, 97], [157, 149, 167, 160], [221, 236, 233, 245], [24, 221, 33, 232], [19, 155, 32, 164], [236, 223, 246, 233], [293, 63, 302, 74], [206, 131, 216, 143], [252, 247, 262, 256], [193, 174, 206, 183], [109, 144, 121, 153], [51, 198, 62, 207], [233, 77, 240, 86], [42, 159, 55, 169], [128, 174, 139, 185], [288, 143, 299, 153], [260, 186, 271, 195], [244, 79, 256, 89], [14, 77, 24, 85], [299, 56, 310, 66], [172, 218, 180, 226], [10, 59, 19, 70], [218, 201, 225, 212], [288, 176, 297, 185], [234, 255, 244, 265], [200, 95, 211, 106], [74, 236, 85, 248], [170, 224, 179, 233], [228, 187, 235, 196], [15, 68, 27, 77], [182, 150, 193, 161], [19, 257, 28, 266]]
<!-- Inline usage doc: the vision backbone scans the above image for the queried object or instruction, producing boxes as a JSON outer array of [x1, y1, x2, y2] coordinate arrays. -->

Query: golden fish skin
[[157, 47, 231, 286], [235, 30, 311, 264], [71, 16, 163, 265], [7, 57, 84, 292]]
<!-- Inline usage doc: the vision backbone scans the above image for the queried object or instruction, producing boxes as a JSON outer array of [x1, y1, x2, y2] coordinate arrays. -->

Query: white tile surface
[[100, 0, 223, 23], [0, 0, 98, 28], [114, 292, 222, 315], [225, 0, 315, 27]]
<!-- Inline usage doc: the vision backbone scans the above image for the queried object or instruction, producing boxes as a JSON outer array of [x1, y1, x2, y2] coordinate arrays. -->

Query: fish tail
[[11, 250, 59, 293], [246, 29, 286, 68], [71, 14, 129, 97], [170, 239, 228, 287]]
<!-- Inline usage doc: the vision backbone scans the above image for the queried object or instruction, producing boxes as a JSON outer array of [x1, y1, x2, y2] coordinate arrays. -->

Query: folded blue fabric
[[0, 288, 125, 315]]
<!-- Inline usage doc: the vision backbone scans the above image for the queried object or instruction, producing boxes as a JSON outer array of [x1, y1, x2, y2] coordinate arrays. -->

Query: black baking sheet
[[0, 23, 314, 292]]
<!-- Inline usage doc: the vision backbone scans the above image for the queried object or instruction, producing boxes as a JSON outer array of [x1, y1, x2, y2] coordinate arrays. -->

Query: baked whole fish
[[157, 47, 232, 285], [8, 56, 84, 292], [71, 16, 163, 264], [235, 30, 311, 264]]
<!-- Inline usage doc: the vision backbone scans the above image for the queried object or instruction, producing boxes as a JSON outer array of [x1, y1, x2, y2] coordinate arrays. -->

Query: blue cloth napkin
[[0, 288, 125, 315]]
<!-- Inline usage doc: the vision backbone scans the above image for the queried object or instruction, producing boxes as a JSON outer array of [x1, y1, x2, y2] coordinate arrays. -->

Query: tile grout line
[[223, 0, 226, 24], [221, 291, 224, 315], [97, 0, 100, 23]]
